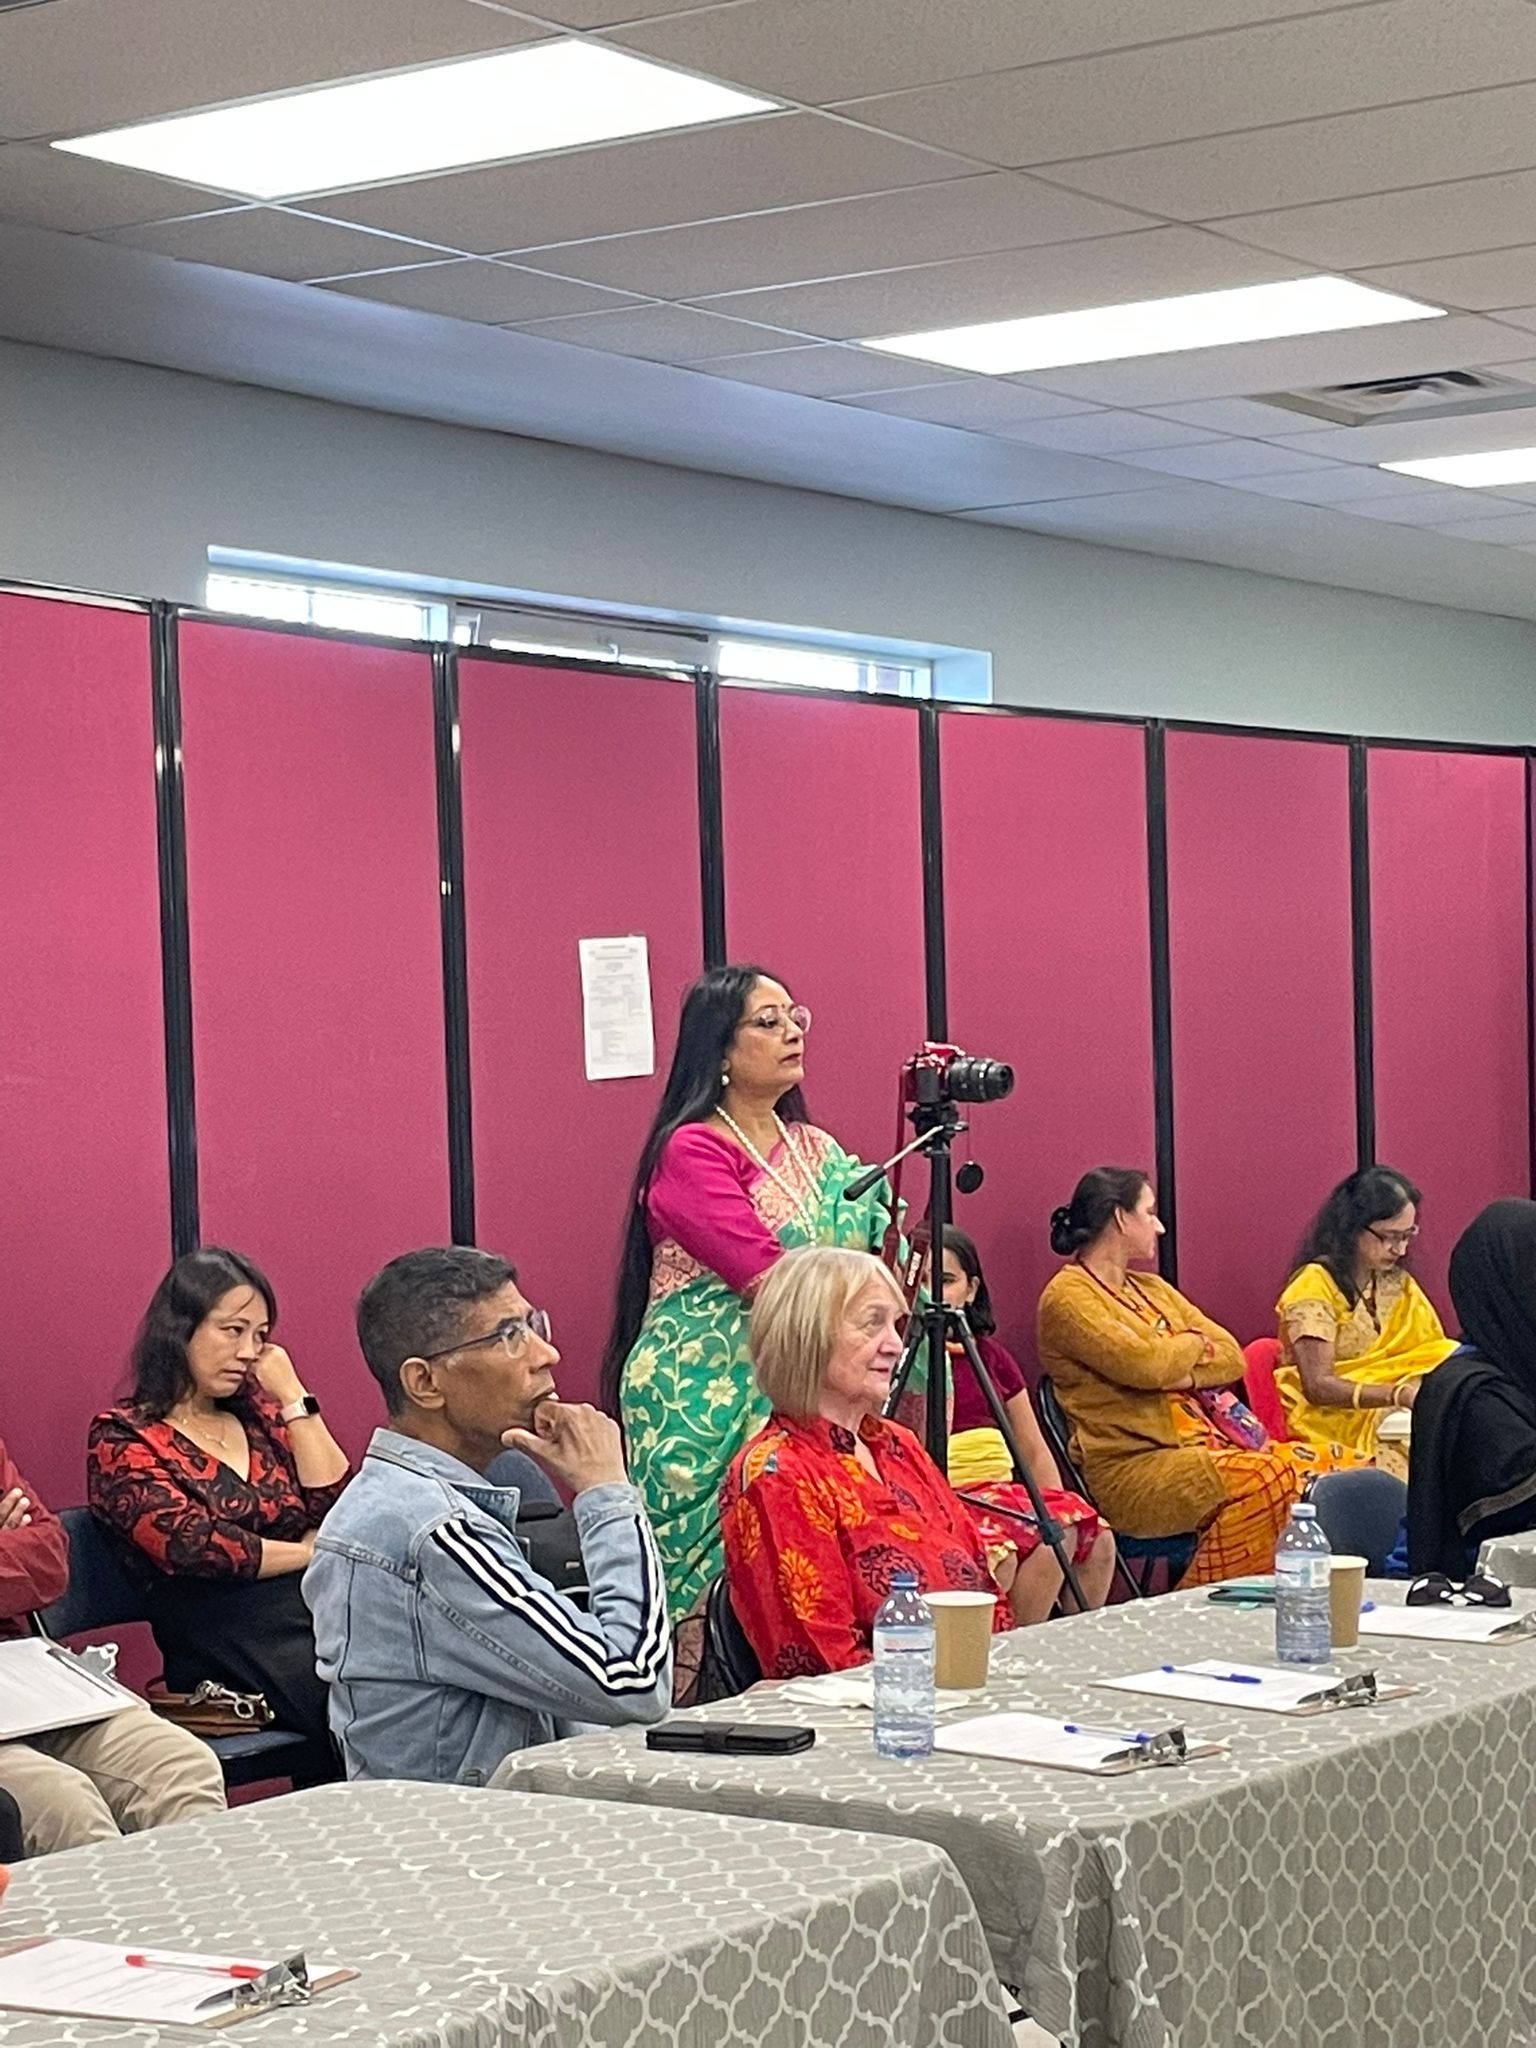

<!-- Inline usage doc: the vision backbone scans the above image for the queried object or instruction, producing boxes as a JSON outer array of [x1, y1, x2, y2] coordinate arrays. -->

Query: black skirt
[[144, 1572, 339, 1784]]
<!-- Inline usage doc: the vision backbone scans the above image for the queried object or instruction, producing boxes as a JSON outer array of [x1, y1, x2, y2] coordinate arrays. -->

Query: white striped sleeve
[[429, 1510, 669, 1697]]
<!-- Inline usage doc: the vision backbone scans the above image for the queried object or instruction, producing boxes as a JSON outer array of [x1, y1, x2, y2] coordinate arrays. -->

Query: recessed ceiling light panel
[[53, 41, 777, 200], [1381, 448, 1536, 487], [861, 277, 1444, 376]]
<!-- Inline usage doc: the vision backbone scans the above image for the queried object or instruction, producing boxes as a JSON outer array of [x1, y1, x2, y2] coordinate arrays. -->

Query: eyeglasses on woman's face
[[743, 1003, 812, 1037], [1367, 1226, 1419, 1250], [419, 1309, 553, 1364]]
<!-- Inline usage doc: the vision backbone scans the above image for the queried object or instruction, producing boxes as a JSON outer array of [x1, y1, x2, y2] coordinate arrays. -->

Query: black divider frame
[[150, 600, 199, 1257], [432, 644, 476, 1246]]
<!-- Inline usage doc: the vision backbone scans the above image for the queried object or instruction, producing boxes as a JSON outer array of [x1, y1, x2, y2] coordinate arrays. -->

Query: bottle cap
[[891, 1569, 918, 1587], [1292, 1503, 1317, 1519]]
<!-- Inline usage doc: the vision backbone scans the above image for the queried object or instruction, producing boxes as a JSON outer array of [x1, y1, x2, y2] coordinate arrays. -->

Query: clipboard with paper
[[932, 1710, 1224, 1774], [0, 1638, 140, 1742], [1095, 1658, 1416, 1715], [0, 1940, 357, 2029]]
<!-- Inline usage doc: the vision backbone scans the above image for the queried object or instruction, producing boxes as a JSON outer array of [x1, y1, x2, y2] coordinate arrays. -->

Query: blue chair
[[1307, 1467, 1408, 1576], [35, 1510, 314, 1791], [482, 1447, 562, 1507], [1034, 1378, 1199, 1597], [694, 1574, 762, 1704]]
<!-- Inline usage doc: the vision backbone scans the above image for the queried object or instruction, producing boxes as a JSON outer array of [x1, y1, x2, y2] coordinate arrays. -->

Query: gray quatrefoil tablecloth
[[0, 1781, 1014, 2048], [496, 1586, 1536, 2048]]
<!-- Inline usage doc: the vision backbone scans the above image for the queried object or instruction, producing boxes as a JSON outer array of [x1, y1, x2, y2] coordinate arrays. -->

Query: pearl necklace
[[714, 1109, 818, 1233]]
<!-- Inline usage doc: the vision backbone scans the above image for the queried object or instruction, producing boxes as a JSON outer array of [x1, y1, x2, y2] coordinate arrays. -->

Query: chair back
[[482, 1448, 562, 1509], [694, 1574, 762, 1703], [1036, 1376, 1199, 1597], [1241, 1338, 1290, 1443], [1307, 1467, 1408, 1576], [35, 1509, 146, 1640]]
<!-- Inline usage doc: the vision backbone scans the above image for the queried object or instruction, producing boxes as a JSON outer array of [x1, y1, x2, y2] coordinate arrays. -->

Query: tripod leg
[[949, 1313, 1091, 1616]]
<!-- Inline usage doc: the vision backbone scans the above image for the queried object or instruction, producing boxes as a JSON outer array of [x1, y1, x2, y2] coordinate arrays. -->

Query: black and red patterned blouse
[[87, 1386, 349, 1582]]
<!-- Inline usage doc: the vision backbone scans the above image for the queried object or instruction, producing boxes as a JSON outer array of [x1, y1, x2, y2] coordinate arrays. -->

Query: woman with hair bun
[[1277, 1166, 1454, 1460], [1038, 1168, 1353, 1585]]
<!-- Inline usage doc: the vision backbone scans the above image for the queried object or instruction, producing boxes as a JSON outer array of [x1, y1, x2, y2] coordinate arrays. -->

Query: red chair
[[1241, 1337, 1290, 1442]]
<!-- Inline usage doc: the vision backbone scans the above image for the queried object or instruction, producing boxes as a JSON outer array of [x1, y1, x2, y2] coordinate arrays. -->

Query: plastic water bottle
[[1274, 1501, 1333, 1665], [872, 1570, 935, 1759]]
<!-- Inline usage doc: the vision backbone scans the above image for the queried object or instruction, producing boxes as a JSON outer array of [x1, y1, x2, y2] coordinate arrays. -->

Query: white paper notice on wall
[[579, 936, 655, 1081]]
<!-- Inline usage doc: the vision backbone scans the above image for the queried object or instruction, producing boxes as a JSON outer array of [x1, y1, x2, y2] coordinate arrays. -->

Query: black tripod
[[846, 1074, 1088, 1615]]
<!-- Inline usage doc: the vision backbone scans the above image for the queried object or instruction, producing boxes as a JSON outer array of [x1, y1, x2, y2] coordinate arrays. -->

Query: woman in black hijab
[[1407, 1199, 1536, 1576]]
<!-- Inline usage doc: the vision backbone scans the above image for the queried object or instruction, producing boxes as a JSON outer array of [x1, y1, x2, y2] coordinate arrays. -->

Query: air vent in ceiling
[[1257, 368, 1536, 428]]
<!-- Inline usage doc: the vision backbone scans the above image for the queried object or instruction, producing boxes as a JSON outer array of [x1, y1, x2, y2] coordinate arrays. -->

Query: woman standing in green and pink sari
[[602, 964, 892, 1624]]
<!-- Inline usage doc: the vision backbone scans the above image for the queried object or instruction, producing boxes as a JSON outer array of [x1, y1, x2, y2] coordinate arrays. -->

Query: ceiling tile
[[0, 140, 215, 232], [314, 112, 970, 255], [1220, 167, 1536, 270], [1434, 508, 1536, 542], [607, 0, 1354, 107], [832, 0, 1536, 169], [837, 380, 1102, 430], [1017, 314, 1536, 404], [496, 0, 716, 23], [1251, 392, 1536, 464], [319, 257, 633, 322], [1229, 464, 1441, 502], [0, 0, 546, 142], [1137, 395, 1338, 436], [984, 409, 1227, 455], [1331, 486, 1525, 524], [1358, 246, 1536, 313], [1039, 80, 1536, 221], [697, 346, 965, 396], [107, 206, 442, 282], [1490, 307, 1536, 335], [518, 173, 1144, 298], [689, 226, 1300, 340], [1112, 436, 1335, 480], [508, 301, 820, 360]]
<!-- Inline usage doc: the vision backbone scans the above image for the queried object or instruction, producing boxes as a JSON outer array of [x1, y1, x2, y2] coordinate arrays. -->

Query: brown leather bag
[[149, 1680, 274, 1737]]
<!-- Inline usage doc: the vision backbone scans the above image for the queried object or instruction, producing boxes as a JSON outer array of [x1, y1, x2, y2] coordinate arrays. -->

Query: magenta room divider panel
[[1370, 747, 1529, 1314], [719, 688, 926, 1176], [0, 596, 168, 1506], [460, 658, 702, 1407], [180, 623, 448, 1458], [940, 712, 1156, 1373], [1166, 731, 1356, 1346]]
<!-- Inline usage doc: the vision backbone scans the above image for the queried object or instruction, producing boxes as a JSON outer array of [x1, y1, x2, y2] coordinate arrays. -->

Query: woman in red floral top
[[722, 1245, 1012, 1679], [88, 1247, 350, 1780]]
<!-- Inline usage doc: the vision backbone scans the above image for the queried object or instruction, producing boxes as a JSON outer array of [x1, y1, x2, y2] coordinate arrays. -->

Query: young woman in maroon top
[[88, 1248, 349, 1779]]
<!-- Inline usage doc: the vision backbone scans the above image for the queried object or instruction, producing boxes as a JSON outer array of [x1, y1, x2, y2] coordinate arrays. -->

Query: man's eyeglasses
[[419, 1309, 553, 1364], [744, 1004, 812, 1037], [1367, 1226, 1419, 1250]]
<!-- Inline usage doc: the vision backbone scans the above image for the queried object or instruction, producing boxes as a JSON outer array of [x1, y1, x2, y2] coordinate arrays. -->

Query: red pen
[[124, 1955, 265, 1980]]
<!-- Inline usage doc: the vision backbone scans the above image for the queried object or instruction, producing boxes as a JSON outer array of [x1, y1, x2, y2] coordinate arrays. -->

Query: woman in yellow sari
[[1277, 1166, 1456, 1462]]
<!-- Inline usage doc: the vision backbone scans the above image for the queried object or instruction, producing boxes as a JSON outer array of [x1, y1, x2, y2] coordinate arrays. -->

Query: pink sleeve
[[647, 1125, 783, 1295]]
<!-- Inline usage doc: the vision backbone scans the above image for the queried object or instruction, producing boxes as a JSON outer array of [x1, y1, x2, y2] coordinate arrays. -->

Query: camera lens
[[945, 1056, 1014, 1103]]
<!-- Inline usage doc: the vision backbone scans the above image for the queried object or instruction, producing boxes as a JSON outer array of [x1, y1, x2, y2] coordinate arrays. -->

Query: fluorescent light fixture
[[53, 41, 776, 199], [861, 276, 1444, 376], [1380, 448, 1536, 487]]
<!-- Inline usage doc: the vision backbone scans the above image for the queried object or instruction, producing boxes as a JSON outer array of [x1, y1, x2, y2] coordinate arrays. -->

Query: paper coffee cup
[[1329, 1555, 1368, 1649], [923, 1591, 995, 1689]]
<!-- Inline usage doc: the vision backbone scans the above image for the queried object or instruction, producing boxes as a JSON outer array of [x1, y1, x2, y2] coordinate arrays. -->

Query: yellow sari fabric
[[1275, 1262, 1456, 1456]]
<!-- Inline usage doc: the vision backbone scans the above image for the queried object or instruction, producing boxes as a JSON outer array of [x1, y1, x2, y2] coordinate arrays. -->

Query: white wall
[[3, 336, 1534, 743]]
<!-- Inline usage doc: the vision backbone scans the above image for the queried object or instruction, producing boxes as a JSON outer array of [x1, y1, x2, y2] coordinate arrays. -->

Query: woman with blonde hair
[[721, 1246, 1015, 1678]]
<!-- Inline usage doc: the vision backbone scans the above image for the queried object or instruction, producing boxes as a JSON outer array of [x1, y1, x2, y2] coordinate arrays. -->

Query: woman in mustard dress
[[1277, 1167, 1456, 1467]]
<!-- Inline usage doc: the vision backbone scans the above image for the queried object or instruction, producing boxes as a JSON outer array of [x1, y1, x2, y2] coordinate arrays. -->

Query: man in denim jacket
[[304, 1247, 671, 1782]]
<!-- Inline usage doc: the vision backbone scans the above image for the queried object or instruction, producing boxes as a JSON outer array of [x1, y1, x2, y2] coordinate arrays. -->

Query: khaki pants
[[0, 1701, 225, 1856]]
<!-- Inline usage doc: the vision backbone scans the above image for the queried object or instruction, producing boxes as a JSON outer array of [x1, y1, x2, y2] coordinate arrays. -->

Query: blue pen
[[1064, 1722, 1153, 1744], [1161, 1664, 1262, 1684]]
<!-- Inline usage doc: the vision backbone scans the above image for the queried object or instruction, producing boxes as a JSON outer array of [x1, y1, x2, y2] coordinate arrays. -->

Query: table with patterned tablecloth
[[496, 1586, 1536, 2048], [0, 1781, 1013, 2048], [1479, 1527, 1536, 1587]]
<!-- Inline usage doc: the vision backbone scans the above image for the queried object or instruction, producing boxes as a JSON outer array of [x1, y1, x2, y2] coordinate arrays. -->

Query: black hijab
[[1448, 1197, 1536, 1406], [1408, 1199, 1536, 1575]]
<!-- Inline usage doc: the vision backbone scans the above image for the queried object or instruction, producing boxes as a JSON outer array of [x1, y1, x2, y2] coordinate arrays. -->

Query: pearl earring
[[720, 1068, 730, 1086]]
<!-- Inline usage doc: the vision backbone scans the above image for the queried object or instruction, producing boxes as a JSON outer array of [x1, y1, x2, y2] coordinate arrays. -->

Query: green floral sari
[[620, 1123, 890, 1620]]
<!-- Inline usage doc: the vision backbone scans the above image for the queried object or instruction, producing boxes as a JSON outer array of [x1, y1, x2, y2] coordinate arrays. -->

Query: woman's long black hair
[[127, 1246, 276, 1420], [600, 964, 807, 1411], [1292, 1165, 1423, 1307]]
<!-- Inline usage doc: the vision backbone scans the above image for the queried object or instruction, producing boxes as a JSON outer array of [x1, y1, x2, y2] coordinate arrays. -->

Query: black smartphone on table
[[645, 1722, 815, 1756]]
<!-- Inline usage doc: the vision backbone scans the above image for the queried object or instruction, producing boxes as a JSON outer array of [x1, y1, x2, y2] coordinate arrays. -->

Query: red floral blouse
[[721, 1410, 1009, 1679], [87, 1387, 348, 1582]]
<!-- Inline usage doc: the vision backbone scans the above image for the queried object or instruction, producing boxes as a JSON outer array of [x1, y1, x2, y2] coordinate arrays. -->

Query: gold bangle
[[1350, 1383, 1363, 1409]]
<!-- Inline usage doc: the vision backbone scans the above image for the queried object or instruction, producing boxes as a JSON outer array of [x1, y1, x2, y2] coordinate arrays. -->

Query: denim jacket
[[303, 1429, 671, 1784]]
